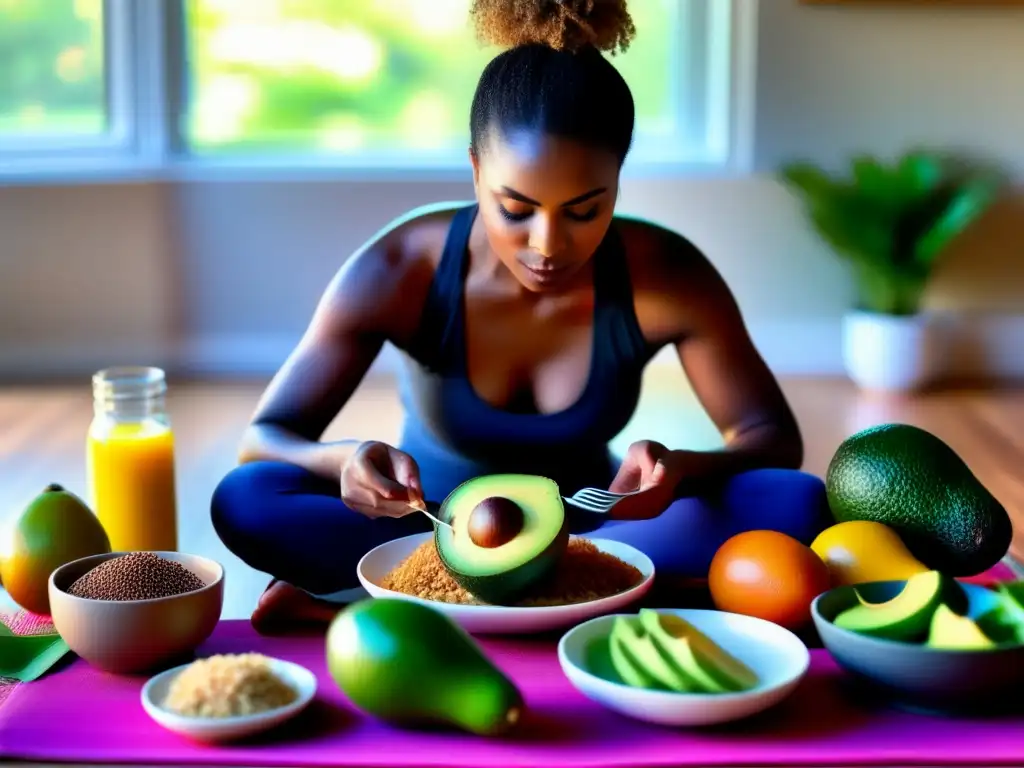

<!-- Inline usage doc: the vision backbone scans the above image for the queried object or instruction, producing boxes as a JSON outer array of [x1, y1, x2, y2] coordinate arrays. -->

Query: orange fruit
[[708, 529, 831, 631]]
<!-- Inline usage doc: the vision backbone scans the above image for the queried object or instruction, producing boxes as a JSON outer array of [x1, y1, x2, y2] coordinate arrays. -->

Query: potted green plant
[[779, 150, 1001, 392]]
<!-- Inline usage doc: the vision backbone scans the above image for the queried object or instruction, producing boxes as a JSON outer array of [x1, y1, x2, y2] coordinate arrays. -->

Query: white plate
[[356, 532, 655, 635], [141, 657, 317, 742], [558, 608, 810, 727]]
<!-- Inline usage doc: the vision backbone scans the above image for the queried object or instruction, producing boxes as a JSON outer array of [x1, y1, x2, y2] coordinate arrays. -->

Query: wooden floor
[[1, 372, 1022, 619]]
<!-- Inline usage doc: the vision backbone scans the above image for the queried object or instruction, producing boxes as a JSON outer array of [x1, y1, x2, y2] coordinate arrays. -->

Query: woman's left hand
[[606, 440, 689, 520]]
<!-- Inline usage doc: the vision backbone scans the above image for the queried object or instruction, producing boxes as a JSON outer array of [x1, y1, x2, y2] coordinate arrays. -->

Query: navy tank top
[[395, 203, 657, 502]]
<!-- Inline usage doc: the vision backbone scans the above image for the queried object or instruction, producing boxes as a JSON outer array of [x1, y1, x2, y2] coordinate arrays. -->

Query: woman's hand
[[606, 440, 689, 520], [340, 441, 425, 519]]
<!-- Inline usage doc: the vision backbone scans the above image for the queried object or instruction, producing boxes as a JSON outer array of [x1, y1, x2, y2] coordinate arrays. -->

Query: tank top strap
[[406, 203, 477, 372], [592, 219, 651, 368]]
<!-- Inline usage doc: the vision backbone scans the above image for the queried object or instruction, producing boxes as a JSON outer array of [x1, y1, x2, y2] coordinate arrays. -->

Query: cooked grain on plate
[[379, 536, 643, 606], [164, 653, 298, 718]]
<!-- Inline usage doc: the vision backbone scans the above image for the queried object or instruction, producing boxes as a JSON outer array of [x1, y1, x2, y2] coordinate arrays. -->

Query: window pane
[[0, 0, 106, 139], [182, 0, 681, 161]]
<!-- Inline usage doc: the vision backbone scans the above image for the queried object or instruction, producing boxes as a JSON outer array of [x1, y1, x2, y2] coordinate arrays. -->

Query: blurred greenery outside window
[[0, 0, 107, 138], [0, 0, 733, 173]]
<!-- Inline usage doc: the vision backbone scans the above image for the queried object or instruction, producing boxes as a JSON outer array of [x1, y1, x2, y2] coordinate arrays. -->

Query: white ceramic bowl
[[357, 532, 654, 634], [141, 657, 317, 742], [558, 609, 810, 727]]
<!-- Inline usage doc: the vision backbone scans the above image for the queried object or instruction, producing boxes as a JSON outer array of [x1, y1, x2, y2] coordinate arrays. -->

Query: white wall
[[1, 0, 1023, 381]]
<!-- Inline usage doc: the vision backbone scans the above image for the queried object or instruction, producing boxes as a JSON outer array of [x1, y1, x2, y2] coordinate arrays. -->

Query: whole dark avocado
[[825, 423, 1012, 577]]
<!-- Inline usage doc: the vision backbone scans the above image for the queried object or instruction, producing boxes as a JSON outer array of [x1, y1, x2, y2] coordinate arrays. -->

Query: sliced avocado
[[825, 423, 1013, 577], [833, 570, 948, 640], [997, 581, 1024, 614], [973, 582, 1024, 645], [608, 617, 662, 689], [927, 603, 997, 650], [608, 615, 698, 692], [974, 604, 1024, 645], [435, 474, 568, 605], [639, 609, 759, 693]]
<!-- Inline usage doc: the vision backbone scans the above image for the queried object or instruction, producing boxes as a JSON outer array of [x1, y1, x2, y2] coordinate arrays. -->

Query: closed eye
[[498, 203, 531, 222], [498, 203, 599, 224], [566, 205, 599, 222]]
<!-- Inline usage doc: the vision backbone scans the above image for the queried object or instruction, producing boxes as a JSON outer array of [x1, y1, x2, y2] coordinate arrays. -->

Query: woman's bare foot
[[250, 580, 343, 635]]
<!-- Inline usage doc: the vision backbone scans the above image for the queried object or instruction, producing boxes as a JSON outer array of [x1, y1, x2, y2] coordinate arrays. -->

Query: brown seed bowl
[[48, 551, 224, 675]]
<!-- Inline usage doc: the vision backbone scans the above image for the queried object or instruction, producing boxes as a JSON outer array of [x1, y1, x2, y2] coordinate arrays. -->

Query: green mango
[[0, 483, 110, 615], [325, 598, 524, 736]]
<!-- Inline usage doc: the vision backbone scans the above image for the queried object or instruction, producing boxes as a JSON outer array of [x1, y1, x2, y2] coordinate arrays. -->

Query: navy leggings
[[211, 460, 833, 596]]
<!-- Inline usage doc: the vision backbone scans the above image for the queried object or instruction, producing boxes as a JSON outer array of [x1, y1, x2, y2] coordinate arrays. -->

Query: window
[[0, 0, 139, 175], [0, 0, 754, 181], [0, 0, 106, 139]]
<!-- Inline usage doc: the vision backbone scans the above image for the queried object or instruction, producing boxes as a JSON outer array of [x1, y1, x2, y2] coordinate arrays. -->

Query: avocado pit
[[467, 496, 524, 549]]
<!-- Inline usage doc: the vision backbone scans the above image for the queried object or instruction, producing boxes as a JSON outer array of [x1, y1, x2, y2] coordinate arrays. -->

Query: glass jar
[[86, 366, 179, 552]]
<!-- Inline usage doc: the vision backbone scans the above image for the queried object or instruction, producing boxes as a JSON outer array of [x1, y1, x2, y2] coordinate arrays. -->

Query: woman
[[211, 0, 832, 632]]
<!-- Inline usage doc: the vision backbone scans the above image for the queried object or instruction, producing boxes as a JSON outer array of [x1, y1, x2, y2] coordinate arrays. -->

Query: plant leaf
[[898, 150, 944, 198], [779, 162, 840, 206], [851, 155, 908, 209], [850, 261, 927, 314], [914, 178, 999, 265], [806, 203, 866, 258]]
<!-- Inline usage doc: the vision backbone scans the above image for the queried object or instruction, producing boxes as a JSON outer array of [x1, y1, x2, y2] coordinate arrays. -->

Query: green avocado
[[833, 570, 957, 640], [608, 615, 698, 692], [996, 581, 1024, 615], [974, 582, 1024, 645], [637, 609, 759, 693], [608, 617, 662, 689], [434, 474, 568, 605], [927, 603, 997, 650], [325, 598, 524, 736], [825, 423, 1012, 577]]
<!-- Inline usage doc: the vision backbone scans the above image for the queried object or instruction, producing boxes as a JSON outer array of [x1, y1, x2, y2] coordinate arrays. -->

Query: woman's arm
[[238, 224, 432, 483], [631, 226, 804, 497]]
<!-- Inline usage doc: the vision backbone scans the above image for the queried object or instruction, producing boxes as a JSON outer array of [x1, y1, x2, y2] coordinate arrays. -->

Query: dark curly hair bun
[[470, 0, 636, 54]]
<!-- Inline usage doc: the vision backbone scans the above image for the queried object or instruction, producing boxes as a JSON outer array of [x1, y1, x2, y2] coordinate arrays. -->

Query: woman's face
[[470, 129, 620, 293]]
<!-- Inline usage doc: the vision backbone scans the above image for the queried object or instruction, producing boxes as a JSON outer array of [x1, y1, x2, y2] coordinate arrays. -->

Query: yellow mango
[[811, 521, 929, 587]]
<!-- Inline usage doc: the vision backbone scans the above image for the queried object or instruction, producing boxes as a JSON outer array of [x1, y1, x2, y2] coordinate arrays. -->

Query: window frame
[[0, 0, 758, 186], [0, 0, 164, 180]]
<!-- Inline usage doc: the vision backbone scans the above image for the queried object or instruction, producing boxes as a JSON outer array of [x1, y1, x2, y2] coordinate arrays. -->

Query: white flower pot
[[841, 310, 948, 393]]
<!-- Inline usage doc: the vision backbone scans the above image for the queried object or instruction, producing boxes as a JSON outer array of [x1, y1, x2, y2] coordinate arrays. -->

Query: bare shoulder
[[316, 201, 469, 346], [615, 214, 719, 288], [615, 215, 739, 344]]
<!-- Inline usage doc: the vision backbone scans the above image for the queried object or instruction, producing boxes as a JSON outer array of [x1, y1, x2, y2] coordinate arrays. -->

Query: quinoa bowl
[[48, 551, 224, 675], [357, 532, 655, 635]]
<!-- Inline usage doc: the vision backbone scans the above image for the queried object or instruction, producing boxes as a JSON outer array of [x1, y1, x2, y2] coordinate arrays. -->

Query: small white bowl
[[558, 609, 810, 727], [140, 657, 317, 742], [357, 532, 655, 635]]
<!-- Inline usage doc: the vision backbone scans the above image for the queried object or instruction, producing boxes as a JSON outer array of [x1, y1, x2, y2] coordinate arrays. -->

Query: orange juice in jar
[[87, 366, 178, 552]]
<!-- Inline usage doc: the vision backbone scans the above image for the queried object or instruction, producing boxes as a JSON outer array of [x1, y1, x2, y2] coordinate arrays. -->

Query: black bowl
[[811, 579, 1024, 716]]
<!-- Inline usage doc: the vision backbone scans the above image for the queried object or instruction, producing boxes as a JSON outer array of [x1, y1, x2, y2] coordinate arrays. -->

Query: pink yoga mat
[[2, 617, 1024, 768]]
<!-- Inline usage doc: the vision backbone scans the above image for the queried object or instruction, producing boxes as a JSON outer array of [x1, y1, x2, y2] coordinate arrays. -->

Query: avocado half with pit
[[434, 474, 569, 605]]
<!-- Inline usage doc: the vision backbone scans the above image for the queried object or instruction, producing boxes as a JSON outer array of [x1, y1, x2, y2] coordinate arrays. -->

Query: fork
[[562, 486, 644, 515], [410, 487, 641, 525], [407, 499, 453, 530]]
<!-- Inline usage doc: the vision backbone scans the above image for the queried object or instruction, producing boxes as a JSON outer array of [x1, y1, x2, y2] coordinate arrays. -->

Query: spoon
[[408, 499, 453, 530]]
